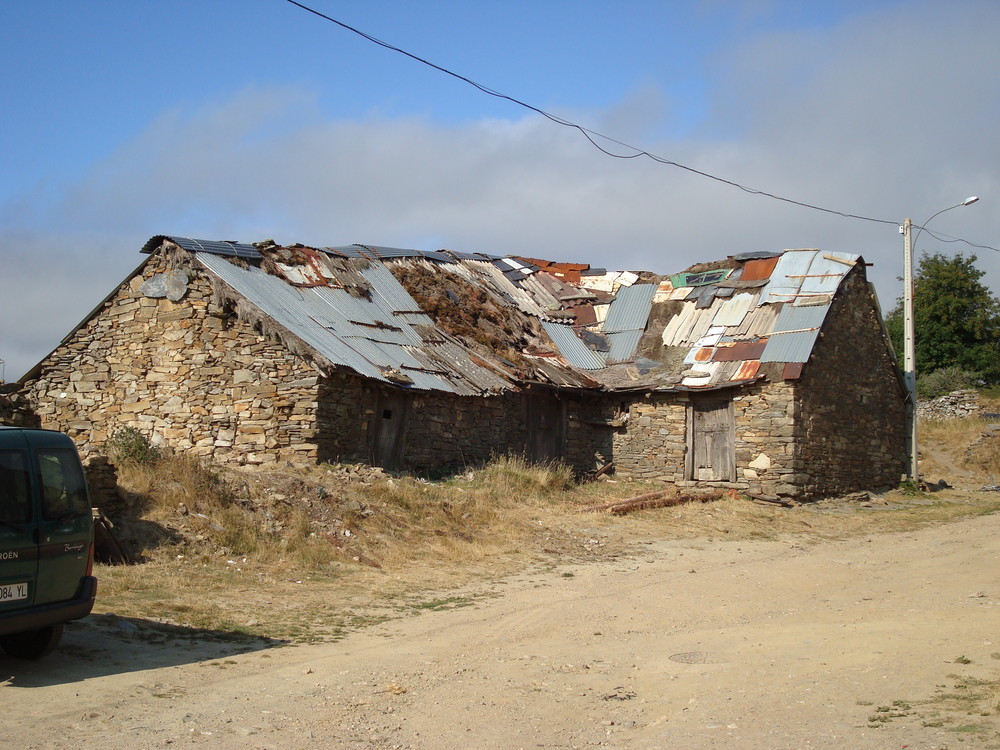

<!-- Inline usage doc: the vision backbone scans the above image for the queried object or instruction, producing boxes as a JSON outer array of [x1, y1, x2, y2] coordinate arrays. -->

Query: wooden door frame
[[685, 396, 736, 482]]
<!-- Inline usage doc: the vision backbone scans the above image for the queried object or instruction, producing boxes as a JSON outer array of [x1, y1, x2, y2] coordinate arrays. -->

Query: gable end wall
[[24, 250, 326, 465], [793, 265, 907, 496]]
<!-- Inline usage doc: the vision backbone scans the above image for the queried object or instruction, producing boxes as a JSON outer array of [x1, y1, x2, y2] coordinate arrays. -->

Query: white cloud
[[2, 1, 997, 382]]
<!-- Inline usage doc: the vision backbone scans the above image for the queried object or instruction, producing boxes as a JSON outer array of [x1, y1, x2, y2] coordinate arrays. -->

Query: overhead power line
[[283, 0, 996, 252]]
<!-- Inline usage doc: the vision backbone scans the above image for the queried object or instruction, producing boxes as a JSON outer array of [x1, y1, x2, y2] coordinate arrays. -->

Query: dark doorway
[[687, 397, 735, 481]]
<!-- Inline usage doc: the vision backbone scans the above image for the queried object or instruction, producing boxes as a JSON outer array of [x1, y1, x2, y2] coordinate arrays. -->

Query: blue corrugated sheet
[[760, 251, 815, 305], [541, 322, 608, 370], [799, 252, 858, 295], [759, 304, 831, 363], [759, 250, 859, 304]]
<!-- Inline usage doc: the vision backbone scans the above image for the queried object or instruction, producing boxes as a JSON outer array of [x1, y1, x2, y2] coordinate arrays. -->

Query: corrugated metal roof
[[354, 244, 455, 264], [442, 249, 502, 261], [798, 252, 858, 295], [661, 301, 700, 346], [760, 251, 815, 305], [359, 262, 433, 319], [758, 250, 859, 305], [151, 237, 868, 396], [541, 322, 608, 370], [759, 303, 831, 363], [142, 235, 261, 259], [198, 253, 394, 383], [740, 256, 780, 281], [197, 253, 504, 395], [711, 293, 755, 327], [603, 283, 657, 333], [323, 245, 368, 259], [607, 329, 645, 364]]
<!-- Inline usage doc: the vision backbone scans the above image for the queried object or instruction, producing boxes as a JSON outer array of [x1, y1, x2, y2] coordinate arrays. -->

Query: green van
[[0, 427, 97, 659]]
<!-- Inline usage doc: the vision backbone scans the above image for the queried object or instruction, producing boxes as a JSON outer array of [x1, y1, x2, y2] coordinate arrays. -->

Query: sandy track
[[4, 511, 999, 749]]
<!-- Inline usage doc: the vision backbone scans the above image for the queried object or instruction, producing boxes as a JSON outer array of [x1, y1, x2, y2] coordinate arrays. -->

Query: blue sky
[[1, 0, 997, 381]]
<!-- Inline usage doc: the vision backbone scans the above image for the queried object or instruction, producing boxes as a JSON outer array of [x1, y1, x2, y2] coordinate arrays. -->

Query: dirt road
[[4, 510, 999, 749]]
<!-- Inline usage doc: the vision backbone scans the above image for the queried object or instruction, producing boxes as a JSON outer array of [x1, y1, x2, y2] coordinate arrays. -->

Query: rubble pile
[[916, 389, 981, 421]]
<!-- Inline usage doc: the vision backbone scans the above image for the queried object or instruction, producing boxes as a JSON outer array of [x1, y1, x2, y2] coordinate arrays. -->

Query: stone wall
[[400, 390, 525, 472], [314, 371, 374, 465], [794, 266, 907, 497], [609, 394, 688, 481], [916, 390, 981, 421], [0, 386, 40, 427], [24, 249, 324, 466], [731, 380, 797, 497]]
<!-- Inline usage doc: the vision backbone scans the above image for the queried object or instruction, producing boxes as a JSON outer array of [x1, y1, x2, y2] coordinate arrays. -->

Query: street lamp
[[900, 196, 980, 481]]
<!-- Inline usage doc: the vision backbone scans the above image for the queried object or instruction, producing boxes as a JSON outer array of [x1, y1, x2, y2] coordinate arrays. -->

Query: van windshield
[[0, 449, 31, 525], [37, 449, 90, 521]]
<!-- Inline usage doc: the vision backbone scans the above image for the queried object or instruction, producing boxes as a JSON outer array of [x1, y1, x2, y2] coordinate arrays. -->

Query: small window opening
[[382, 409, 393, 420]]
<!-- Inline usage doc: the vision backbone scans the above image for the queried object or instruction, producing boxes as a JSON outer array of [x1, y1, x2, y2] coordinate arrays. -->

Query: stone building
[[19, 236, 906, 500]]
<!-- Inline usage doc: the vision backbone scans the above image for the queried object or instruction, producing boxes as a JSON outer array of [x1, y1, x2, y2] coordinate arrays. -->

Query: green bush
[[105, 426, 162, 465], [916, 366, 982, 400]]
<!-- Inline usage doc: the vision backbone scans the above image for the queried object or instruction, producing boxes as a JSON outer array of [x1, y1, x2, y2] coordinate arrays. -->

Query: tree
[[885, 252, 1000, 384]]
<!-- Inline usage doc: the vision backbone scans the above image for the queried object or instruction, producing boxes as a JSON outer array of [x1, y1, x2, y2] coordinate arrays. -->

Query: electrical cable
[[917, 227, 999, 253], [283, 0, 993, 251]]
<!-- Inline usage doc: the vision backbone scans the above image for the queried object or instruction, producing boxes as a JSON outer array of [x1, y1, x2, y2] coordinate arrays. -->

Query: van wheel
[[0, 624, 63, 660]]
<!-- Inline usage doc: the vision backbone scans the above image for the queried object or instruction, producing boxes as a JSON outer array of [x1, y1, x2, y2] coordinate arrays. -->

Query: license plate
[[0, 582, 28, 602]]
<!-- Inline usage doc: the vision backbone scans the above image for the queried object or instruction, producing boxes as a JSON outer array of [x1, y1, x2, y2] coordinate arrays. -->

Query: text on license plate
[[0, 582, 28, 602]]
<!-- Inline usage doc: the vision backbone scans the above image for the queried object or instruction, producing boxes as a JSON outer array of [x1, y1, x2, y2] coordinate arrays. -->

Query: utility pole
[[901, 219, 918, 480], [900, 196, 979, 483]]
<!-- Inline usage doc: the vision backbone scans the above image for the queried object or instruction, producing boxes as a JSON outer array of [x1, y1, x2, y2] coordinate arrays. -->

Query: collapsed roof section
[[140, 236, 862, 396]]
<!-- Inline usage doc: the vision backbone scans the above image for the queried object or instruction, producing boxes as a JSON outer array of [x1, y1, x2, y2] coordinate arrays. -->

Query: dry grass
[[95, 451, 1000, 643], [919, 413, 1000, 484]]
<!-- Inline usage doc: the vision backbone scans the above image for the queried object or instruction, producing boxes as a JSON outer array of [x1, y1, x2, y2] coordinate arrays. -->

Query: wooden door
[[524, 393, 565, 462], [370, 390, 409, 470], [688, 398, 735, 481]]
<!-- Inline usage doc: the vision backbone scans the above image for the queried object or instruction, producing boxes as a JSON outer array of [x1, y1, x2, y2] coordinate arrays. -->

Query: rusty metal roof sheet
[[740, 256, 780, 281]]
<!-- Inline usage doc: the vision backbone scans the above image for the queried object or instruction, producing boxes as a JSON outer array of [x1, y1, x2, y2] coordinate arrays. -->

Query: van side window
[[37, 450, 90, 521], [0, 450, 31, 524]]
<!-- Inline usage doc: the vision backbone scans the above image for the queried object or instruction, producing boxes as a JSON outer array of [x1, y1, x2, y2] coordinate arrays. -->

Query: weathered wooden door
[[688, 398, 735, 481], [524, 393, 565, 462], [370, 390, 409, 470]]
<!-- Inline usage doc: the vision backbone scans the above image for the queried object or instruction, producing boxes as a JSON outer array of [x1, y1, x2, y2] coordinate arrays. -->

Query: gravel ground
[[3, 505, 999, 750]]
